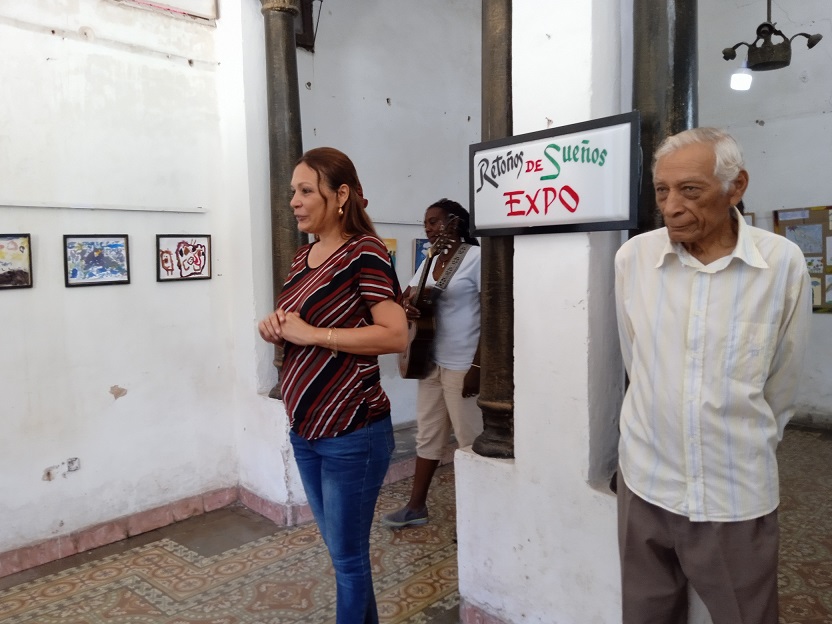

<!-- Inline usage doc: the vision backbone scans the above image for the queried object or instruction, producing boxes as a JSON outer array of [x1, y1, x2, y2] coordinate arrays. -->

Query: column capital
[[260, 0, 300, 16]]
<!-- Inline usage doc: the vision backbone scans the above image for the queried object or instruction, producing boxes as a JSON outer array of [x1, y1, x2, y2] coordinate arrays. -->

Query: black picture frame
[[0, 233, 33, 289], [64, 234, 130, 287], [156, 234, 212, 282], [295, 0, 315, 52]]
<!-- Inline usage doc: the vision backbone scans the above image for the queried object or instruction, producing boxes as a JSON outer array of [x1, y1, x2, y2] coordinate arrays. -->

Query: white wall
[[0, 0, 244, 552], [456, 3, 625, 622], [0, 2, 218, 211], [699, 0, 832, 425], [213, 1, 301, 506], [0, 0, 482, 555], [457, 2, 832, 622], [295, 0, 482, 427]]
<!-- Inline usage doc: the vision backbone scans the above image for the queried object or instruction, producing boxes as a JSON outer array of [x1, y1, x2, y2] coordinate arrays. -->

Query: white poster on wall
[[469, 112, 640, 236]]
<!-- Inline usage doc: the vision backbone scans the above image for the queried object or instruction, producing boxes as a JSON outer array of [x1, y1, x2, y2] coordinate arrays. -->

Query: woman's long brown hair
[[296, 147, 378, 239]]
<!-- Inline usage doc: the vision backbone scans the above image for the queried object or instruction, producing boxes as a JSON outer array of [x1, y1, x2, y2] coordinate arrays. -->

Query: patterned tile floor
[[0, 423, 459, 624], [777, 424, 832, 624], [0, 424, 829, 623]]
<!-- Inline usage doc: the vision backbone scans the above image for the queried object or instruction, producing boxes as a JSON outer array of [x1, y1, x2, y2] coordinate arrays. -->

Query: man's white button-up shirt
[[615, 209, 810, 522]]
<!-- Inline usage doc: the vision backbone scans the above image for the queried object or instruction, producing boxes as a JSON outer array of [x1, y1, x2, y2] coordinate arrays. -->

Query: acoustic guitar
[[397, 232, 452, 379]]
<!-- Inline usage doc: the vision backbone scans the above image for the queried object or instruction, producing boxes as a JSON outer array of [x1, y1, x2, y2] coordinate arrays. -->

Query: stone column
[[260, 0, 307, 399], [634, 6, 712, 621], [472, 0, 514, 459], [632, 0, 698, 233]]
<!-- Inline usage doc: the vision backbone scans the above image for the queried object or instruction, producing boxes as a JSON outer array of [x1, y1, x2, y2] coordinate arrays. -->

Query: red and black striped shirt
[[278, 235, 401, 439]]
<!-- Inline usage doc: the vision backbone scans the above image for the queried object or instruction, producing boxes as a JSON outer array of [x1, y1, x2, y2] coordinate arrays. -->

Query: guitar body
[[397, 229, 454, 380], [398, 288, 438, 379]]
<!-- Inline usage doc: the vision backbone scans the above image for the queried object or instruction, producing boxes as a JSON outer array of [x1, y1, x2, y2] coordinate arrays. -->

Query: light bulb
[[730, 66, 752, 91]]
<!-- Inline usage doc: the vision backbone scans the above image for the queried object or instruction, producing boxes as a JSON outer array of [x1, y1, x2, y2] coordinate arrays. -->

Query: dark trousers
[[617, 471, 779, 624]]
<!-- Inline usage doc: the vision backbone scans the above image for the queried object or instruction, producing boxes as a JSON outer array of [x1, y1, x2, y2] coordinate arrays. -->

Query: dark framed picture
[[413, 237, 430, 274], [0, 233, 33, 289], [64, 235, 130, 287], [295, 0, 315, 51], [156, 235, 212, 282]]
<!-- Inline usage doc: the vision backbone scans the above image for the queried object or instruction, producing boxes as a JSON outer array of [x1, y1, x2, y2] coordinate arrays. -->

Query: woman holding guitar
[[258, 147, 407, 624], [383, 198, 482, 528]]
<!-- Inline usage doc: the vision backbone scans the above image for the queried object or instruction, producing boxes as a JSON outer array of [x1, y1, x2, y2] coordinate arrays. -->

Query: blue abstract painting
[[64, 235, 130, 286], [413, 237, 430, 274]]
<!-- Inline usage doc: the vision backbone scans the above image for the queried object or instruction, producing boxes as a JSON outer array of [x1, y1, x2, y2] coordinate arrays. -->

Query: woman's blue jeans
[[290, 416, 395, 624]]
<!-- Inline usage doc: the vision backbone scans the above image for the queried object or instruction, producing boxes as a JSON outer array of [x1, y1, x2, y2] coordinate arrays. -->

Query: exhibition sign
[[470, 111, 640, 236]]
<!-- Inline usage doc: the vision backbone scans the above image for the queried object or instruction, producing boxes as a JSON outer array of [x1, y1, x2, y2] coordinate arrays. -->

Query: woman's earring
[[338, 205, 344, 216]]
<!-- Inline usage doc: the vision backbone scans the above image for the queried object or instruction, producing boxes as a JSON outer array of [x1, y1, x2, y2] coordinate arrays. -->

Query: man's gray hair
[[652, 127, 745, 193]]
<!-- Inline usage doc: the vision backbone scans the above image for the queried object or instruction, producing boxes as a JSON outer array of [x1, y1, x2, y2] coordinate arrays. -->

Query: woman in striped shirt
[[258, 147, 407, 624]]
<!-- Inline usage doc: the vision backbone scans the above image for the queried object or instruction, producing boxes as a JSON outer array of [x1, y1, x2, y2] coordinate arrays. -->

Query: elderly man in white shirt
[[614, 127, 810, 624]]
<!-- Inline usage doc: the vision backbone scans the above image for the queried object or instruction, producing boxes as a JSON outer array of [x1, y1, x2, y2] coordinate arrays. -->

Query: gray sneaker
[[381, 505, 429, 528]]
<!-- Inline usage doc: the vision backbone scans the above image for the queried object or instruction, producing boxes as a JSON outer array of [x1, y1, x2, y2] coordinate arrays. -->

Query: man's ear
[[729, 170, 749, 205]]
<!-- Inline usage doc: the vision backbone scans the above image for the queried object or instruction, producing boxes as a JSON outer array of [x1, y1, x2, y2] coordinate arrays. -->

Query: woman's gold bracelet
[[327, 328, 338, 358]]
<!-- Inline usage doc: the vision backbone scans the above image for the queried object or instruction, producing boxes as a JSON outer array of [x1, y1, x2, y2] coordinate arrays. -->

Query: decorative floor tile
[[0, 465, 459, 624], [0, 426, 830, 623], [777, 426, 832, 623]]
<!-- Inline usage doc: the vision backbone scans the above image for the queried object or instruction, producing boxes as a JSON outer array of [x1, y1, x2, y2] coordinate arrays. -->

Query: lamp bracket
[[721, 1, 822, 72]]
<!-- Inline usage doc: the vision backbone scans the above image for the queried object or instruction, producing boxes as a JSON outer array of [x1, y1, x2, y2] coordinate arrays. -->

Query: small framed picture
[[382, 238, 397, 270], [156, 235, 211, 282], [0, 233, 33, 289], [743, 212, 755, 226], [64, 235, 130, 287], [413, 237, 430, 274]]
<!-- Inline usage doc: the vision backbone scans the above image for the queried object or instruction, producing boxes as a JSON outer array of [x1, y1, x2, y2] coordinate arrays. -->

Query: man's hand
[[462, 365, 480, 398]]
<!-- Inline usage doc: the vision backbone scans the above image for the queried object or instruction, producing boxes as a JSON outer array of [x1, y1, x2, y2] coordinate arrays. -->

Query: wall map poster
[[774, 205, 832, 313], [469, 111, 640, 236]]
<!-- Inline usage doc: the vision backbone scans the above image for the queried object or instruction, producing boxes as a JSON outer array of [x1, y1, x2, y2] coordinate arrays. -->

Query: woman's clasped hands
[[258, 309, 318, 347]]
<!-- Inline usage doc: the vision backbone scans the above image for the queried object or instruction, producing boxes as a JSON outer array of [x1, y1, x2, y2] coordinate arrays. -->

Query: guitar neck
[[413, 251, 437, 307], [412, 228, 455, 308]]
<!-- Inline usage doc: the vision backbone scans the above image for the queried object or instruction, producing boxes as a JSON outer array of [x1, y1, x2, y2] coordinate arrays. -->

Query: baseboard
[[0, 448, 445, 579], [791, 414, 832, 431], [0, 486, 237, 578], [238, 487, 314, 526], [460, 598, 512, 624]]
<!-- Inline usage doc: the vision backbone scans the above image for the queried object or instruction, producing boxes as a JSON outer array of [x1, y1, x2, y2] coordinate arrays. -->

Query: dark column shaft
[[260, 0, 306, 399], [473, 0, 514, 459], [632, 0, 698, 233]]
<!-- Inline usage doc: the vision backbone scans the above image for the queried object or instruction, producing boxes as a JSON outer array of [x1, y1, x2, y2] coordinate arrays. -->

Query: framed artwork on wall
[[64, 235, 130, 287], [382, 238, 397, 271], [0, 233, 33, 289], [295, 0, 316, 51], [413, 237, 430, 274], [774, 205, 832, 313], [156, 235, 211, 282]]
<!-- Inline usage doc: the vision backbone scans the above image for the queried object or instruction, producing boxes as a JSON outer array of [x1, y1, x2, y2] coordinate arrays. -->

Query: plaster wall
[[0, 0, 482, 555], [457, 2, 832, 621], [0, 0, 241, 553], [294, 0, 482, 427], [213, 1, 301, 506], [698, 0, 832, 425], [456, 3, 625, 622]]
